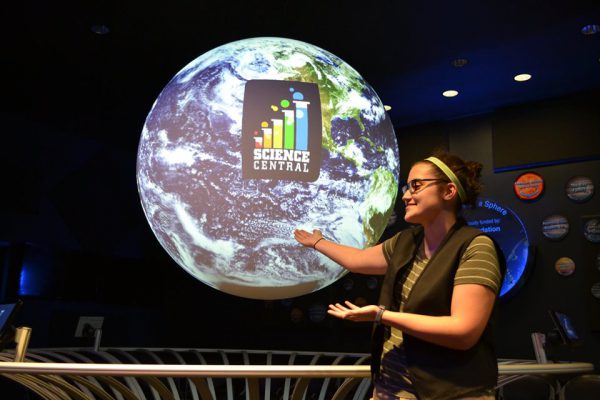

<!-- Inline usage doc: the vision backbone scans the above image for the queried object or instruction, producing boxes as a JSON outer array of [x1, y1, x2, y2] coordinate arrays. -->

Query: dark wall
[[491, 91, 600, 170], [396, 91, 600, 370]]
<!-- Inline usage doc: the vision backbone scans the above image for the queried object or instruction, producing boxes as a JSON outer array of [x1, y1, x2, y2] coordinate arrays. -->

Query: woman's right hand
[[294, 228, 323, 248]]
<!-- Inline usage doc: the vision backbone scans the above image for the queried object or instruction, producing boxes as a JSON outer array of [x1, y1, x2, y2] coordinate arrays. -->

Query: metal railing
[[0, 348, 595, 400], [0, 348, 373, 400]]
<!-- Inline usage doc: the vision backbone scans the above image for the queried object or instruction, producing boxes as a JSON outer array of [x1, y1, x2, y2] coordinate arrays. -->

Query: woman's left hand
[[328, 301, 379, 322]]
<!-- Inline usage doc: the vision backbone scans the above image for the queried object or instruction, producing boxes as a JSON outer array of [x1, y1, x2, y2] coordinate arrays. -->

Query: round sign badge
[[366, 276, 379, 290], [592, 282, 600, 300], [583, 218, 600, 243], [290, 308, 303, 323], [342, 278, 354, 291], [555, 257, 575, 276], [565, 176, 594, 202], [308, 304, 327, 323], [514, 172, 544, 201], [542, 215, 569, 240]]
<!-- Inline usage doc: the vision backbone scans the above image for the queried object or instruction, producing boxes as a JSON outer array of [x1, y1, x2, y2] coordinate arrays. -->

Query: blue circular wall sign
[[462, 198, 530, 298]]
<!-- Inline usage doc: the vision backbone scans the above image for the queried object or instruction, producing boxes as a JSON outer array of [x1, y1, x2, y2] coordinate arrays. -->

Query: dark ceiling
[[6, 1, 600, 145]]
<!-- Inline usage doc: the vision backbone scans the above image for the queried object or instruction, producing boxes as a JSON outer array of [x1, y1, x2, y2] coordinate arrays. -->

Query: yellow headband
[[424, 156, 467, 203]]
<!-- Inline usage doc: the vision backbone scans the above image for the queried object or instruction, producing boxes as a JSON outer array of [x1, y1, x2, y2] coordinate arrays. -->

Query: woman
[[294, 151, 504, 400]]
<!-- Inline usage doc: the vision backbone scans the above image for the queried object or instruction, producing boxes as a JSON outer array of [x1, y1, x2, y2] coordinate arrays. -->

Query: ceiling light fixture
[[91, 24, 110, 35], [514, 73, 532, 82], [581, 24, 600, 35], [442, 90, 459, 98], [384, 105, 391, 111], [451, 58, 468, 68]]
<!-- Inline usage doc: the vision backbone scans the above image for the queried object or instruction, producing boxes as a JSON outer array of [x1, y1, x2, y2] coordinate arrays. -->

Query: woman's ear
[[443, 183, 459, 201]]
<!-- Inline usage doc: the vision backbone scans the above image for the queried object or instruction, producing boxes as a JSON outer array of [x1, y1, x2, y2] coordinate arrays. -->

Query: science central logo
[[242, 80, 322, 181]]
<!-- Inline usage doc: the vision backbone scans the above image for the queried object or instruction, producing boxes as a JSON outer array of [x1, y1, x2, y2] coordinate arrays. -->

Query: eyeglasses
[[401, 178, 448, 195]]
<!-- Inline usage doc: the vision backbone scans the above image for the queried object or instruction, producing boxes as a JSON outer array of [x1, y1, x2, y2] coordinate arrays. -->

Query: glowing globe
[[136, 37, 399, 299]]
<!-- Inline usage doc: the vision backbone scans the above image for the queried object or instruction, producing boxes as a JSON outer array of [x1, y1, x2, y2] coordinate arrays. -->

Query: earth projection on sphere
[[136, 37, 400, 299]]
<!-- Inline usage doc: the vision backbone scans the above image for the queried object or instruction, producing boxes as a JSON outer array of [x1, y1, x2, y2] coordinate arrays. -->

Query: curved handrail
[[0, 361, 594, 377], [0, 349, 595, 400]]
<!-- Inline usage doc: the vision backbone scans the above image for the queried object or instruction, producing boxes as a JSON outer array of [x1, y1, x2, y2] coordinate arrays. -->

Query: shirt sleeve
[[454, 235, 502, 294], [382, 232, 401, 267]]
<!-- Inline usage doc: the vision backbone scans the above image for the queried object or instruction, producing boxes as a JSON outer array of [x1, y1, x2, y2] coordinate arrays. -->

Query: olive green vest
[[372, 221, 505, 400]]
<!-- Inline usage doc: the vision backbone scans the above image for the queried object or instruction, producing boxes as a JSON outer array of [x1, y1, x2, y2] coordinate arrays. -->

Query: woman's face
[[402, 162, 449, 224]]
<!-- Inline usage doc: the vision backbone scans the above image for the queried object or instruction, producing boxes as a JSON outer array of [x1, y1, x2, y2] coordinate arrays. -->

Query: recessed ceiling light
[[581, 24, 600, 35], [383, 105, 392, 111], [514, 73, 532, 82], [91, 24, 110, 35], [451, 58, 468, 68], [442, 90, 459, 98]]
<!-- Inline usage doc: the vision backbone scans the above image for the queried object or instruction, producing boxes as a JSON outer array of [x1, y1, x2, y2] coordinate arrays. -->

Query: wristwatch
[[375, 305, 386, 325]]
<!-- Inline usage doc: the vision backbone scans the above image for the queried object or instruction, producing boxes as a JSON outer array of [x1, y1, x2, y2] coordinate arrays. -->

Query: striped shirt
[[374, 234, 501, 398]]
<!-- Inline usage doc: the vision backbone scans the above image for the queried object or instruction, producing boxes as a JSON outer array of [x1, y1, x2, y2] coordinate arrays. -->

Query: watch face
[[565, 176, 594, 202], [514, 172, 544, 201], [555, 257, 575, 276], [584, 218, 600, 243], [542, 215, 569, 240]]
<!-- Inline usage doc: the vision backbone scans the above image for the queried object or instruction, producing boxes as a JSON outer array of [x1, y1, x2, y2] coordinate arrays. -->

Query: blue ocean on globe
[[136, 37, 399, 299]]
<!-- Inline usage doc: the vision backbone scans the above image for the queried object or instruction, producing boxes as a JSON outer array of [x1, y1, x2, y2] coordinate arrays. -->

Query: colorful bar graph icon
[[272, 119, 283, 148], [262, 128, 273, 148], [257, 100, 310, 150], [294, 100, 309, 151], [283, 110, 295, 149]]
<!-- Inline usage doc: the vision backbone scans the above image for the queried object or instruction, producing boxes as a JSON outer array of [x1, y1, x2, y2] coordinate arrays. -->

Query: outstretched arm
[[328, 283, 496, 350], [294, 229, 388, 275]]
